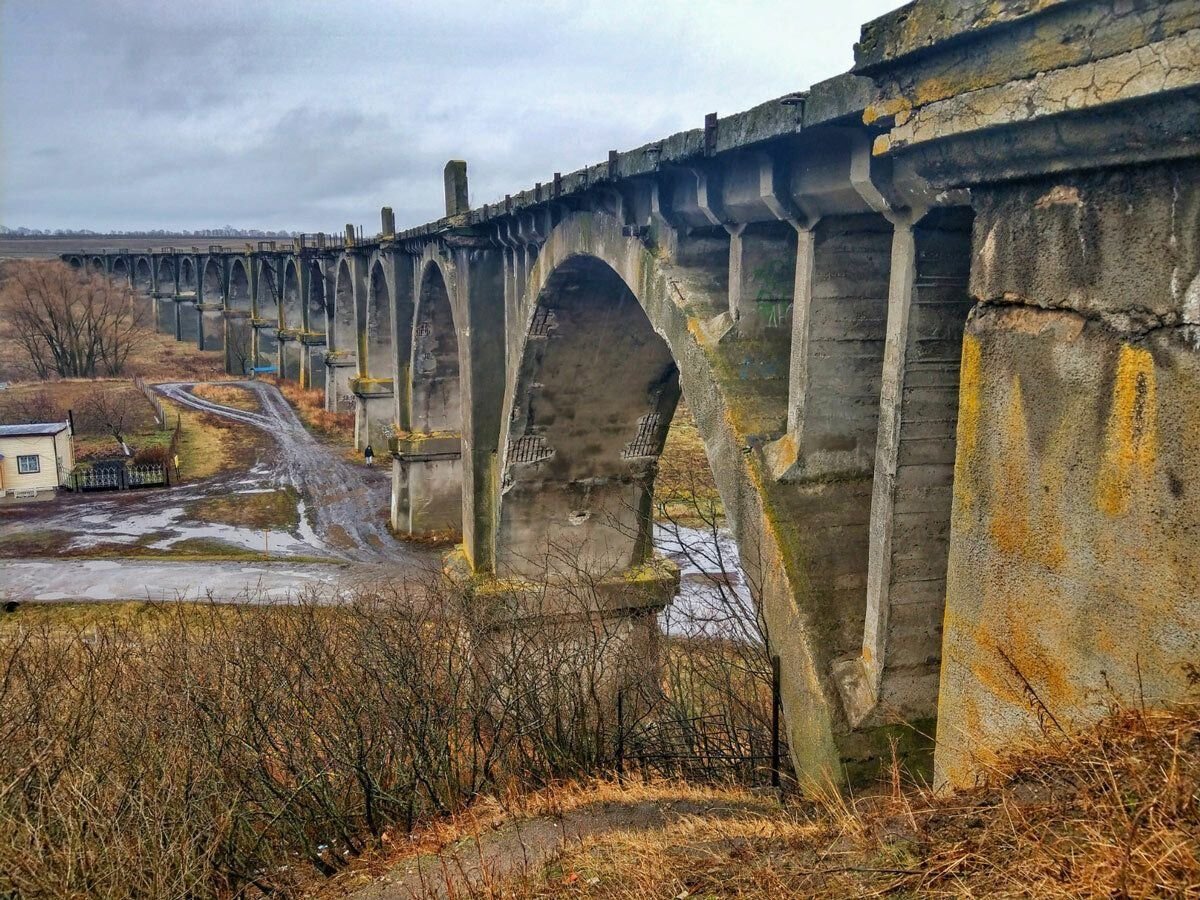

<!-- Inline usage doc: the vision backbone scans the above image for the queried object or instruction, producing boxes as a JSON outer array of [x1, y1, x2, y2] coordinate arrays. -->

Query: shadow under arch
[[156, 256, 175, 289], [133, 257, 152, 292], [411, 259, 461, 434], [366, 259, 394, 381], [497, 255, 679, 579], [226, 258, 253, 375], [179, 257, 196, 292], [305, 259, 330, 390], [110, 257, 129, 279], [496, 210, 842, 784], [392, 257, 464, 537]]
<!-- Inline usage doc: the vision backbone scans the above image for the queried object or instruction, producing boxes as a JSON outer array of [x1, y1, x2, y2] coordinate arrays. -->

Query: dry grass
[[186, 486, 301, 530], [159, 396, 268, 481], [190, 381, 261, 412], [123, 329, 226, 381], [447, 703, 1198, 899], [268, 376, 355, 443]]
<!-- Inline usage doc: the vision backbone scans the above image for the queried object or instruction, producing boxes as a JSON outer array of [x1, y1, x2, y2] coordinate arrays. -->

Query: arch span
[[226, 258, 253, 375], [156, 256, 176, 289], [282, 258, 302, 329], [366, 259, 394, 380], [89, 256, 105, 273], [391, 258, 463, 536], [494, 210, 844, 783], [179, 257, 196, 291], [497, 256, 679, 578], [411, 260, 460, 434], [110, 257, 129, 279], [133, 257, 153, 291]]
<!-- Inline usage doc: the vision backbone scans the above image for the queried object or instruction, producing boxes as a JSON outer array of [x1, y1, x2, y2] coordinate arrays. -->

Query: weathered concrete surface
[[65, 0, 1200, 792], [936, 162, 1200, 788]]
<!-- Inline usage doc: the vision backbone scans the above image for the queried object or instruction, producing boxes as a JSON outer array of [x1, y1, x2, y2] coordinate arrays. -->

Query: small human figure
[[364, 444, 374, 466]]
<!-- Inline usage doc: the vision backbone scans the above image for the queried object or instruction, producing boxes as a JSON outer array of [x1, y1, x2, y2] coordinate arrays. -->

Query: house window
[[17, 455, 40, 475]]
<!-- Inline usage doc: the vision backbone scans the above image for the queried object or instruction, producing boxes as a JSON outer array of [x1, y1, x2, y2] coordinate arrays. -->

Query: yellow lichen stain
[[872, 134, 892, 157], [988, 376, 1032, 558], [951, 334, 982, 515], [862, 96, 912, 126], [1097, 345, 1157, 517]]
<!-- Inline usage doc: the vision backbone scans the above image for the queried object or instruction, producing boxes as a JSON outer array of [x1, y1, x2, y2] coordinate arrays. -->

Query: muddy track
[[156, 381, 423, 565]]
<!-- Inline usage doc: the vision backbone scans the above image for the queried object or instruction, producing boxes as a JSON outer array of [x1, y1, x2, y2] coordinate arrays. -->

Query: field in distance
[[0, 235, 292, 259]]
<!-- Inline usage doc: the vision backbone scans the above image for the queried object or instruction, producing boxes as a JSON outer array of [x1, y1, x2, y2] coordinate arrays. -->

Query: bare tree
[[0, 260, 146, 378], [77, 387, 138, 451]]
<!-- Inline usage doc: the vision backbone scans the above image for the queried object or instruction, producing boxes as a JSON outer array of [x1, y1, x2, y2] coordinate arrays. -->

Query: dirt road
[[0, 381, 434, 604], [156, 380, 414, 563]]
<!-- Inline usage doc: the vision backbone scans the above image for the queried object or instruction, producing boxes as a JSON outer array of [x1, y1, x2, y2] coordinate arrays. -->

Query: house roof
[[0, 422, 69, 438]]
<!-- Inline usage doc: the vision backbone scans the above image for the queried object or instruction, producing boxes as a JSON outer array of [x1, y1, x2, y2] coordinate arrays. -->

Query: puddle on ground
[[61, 493, 330, 559]]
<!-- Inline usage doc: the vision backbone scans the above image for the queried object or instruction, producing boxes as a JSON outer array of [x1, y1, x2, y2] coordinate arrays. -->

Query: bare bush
[[0, 260, 146, 378], [0, 566, 781, 899]]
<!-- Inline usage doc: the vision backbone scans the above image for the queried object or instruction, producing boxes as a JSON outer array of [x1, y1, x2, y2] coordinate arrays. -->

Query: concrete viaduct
[[69, 0, 1200, 790]]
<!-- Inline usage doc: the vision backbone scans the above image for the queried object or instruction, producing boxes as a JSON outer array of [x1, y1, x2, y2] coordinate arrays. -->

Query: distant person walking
[[364, 444, 374, 467]]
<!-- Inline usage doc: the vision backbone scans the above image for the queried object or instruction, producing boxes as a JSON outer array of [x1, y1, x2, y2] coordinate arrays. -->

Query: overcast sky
[[1, 0, 899, 233]]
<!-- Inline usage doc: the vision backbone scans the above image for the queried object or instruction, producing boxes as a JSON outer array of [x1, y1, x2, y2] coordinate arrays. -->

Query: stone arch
[[110, 257, 129, 279], [133, 257, 153, 292], [66, 256, 83, 269], [282, 258, 302, 329], [226, 258, 253, 375], [228, 258, 251, 310], [332, 257, 357, 353], [179, 257, 196, 291], [307, 260, 329, 334], [200, 257, 223, 303], [256, 258, 280, 323], [156, 256, 176, 288], [497, 255, 680, 579], [411, 259, 460, 434], [89, 255, 105, 273], [496, 210, 841, 782], [366, 259, 394, 380]]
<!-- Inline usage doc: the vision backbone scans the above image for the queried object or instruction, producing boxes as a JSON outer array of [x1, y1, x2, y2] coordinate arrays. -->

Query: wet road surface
[[0, 381, 435, 604]]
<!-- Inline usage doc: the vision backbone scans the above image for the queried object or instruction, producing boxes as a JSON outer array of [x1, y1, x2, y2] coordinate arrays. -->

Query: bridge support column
[[155, 294, 176, 336], [833, 208, 974, 729], [302, 341, 327, 391], [197, 304, 224, 352], [177, 299, 200, 345], [352, 378, 394, 450], [325, 353, 357, 413], [390, 433, 462, 536], [936, 164, 1200, 787]]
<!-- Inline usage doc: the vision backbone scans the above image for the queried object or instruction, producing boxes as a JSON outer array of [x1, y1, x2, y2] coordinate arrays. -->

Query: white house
[[0, 422, 75, 503]]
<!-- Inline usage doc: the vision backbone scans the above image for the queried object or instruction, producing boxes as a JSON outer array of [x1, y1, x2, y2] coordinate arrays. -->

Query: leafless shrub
[[0, 560, 782, 899]]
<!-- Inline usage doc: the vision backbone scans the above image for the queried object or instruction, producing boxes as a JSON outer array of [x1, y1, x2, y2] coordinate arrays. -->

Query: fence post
[[771, 655, 781, 788], [616, 689, 625, 784]]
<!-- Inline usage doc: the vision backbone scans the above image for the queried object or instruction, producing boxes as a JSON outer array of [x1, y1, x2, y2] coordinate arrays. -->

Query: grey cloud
[[1, 0, 901, 232]]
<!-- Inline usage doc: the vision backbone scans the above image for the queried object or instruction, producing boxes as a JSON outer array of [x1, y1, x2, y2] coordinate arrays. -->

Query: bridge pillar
[[352, 378, 394, 450], [301, 338, 327, 391], [154, 294, 175, 336], [325, 353, 357, 413], [391, 433, 462, 535], [177, 298, 200, 344], [197, 303, 224, 352]]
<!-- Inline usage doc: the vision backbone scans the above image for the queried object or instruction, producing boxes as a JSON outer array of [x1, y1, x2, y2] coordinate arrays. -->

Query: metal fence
[[614, 657, 786, 787], [70, 461, 168, 492]]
